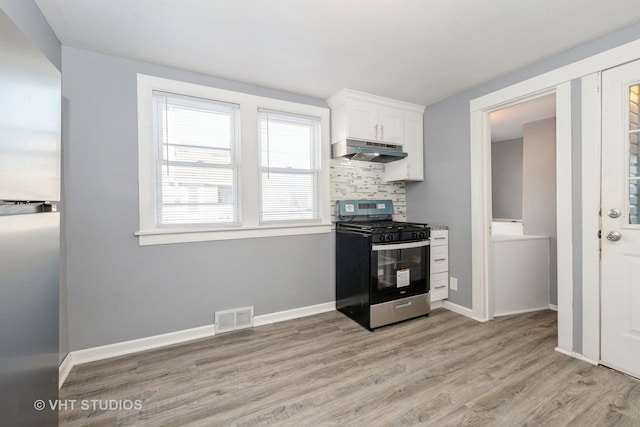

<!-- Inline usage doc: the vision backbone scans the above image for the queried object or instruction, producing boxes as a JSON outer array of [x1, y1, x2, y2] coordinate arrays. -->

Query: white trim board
[[470, 39, 640, 112], [494, 307, 552, 317], [580, 72, 602, 364], [60, 301, 336, 388], [555, 347, 599, 366], [556, 82, 574, 354], [469, 36, 640, 358], [253, 301, 335, 327], [442, 300, 477, 320], [58, 353, 73, 389], [430, 300, 478, 321], [71, 323, 217, 366]]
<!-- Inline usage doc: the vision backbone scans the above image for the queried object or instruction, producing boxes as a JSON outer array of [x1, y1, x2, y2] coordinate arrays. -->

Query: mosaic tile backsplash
[[330, 158, 406, 223]]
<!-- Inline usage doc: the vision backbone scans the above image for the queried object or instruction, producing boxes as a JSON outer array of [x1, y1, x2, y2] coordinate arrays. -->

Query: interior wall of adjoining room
[[491, 138, 523, 220], [522, 117, 558, 304]]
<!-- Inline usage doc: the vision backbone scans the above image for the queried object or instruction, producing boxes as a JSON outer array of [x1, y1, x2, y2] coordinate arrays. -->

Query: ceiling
[[35, 0, 640, 106], [490, 94, 556, 142]]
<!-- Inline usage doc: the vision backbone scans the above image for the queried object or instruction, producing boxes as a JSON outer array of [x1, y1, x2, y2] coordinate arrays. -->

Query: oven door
[[370, 240, 429, 304]]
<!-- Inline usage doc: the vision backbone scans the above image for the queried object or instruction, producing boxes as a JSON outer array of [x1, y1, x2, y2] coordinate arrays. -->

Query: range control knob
[[386, 234, 394, 242], [419, 232, 427, 239], [412, 232, 418, 239]]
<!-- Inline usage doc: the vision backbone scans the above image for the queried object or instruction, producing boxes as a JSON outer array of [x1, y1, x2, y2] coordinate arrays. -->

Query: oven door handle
[[372, 240, 430, 251]]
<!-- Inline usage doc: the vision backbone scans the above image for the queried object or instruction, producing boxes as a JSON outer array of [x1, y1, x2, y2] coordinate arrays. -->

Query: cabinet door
[[385, 110, 424, 182], [346, 99, 378, 141], [377, 106, 403, 144]]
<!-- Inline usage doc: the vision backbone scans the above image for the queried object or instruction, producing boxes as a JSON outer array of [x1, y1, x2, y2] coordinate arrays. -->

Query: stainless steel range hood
[[332, 139, 408, 163]]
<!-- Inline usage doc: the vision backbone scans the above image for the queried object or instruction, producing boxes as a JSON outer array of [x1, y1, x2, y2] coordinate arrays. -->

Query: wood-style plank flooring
[[59, 309, 640, 426]]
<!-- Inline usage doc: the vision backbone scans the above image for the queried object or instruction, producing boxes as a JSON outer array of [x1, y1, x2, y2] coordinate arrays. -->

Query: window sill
[[135, 223, 332, 246]]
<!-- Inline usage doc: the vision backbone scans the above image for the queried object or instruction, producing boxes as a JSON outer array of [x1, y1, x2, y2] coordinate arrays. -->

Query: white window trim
[[136, 74, 331, 245]]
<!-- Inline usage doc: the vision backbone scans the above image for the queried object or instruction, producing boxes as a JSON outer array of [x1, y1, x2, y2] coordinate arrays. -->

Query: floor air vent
[[214, 306, 254, 333]]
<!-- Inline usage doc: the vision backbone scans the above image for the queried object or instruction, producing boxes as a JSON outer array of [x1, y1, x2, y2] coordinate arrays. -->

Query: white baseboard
[[61, 300, 336, 388], [58, 353, 73, 389], [494, 306, 551, 317], [554, 347, 599, 366], [254, 301, 335, 327], [441, 300, 477, 320], [549, 304, 558, 311], [72, 323, 217, 366]]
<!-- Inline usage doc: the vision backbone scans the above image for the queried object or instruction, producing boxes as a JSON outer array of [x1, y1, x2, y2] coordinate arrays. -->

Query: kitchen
[[3, 1, 640, 425]]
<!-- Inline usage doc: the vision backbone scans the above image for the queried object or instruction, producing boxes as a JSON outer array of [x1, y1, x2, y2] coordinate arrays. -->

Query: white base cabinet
[[429, 228, 449, 302]]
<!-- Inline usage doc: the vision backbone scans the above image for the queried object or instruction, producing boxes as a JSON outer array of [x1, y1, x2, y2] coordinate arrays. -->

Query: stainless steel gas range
[[335, 199, 430, 330]]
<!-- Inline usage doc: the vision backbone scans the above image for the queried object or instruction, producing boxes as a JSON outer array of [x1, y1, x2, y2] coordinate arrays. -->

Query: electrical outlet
[[450, 277, 458, 291]]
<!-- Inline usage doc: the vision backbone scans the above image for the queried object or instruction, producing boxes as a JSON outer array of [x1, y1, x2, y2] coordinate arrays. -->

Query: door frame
[[469, 38, 640, 362]]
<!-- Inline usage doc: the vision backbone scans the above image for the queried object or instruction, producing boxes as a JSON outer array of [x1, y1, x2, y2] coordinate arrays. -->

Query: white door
[[601, 59, 640, 378]]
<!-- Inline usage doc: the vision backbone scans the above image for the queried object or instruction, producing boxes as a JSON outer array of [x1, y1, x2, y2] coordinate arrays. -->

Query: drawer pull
[[434, 237, 446, 240], [395, 301, 412, 309], [434, 258, 447, 262], [434, 284, 446, 289]]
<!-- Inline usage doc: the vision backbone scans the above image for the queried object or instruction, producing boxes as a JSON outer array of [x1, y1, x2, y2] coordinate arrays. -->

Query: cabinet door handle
[[374, 124, 378, 139], [381, 124, 384, 140]]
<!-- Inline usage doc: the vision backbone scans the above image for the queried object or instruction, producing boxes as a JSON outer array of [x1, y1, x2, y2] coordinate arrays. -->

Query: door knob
[[608, 208, 621, 218], [606, 231, 622, 241]]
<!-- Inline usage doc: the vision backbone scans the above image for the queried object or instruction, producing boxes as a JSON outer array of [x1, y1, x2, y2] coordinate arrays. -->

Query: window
[[136, 74, 330, 245], [258, 110, 321, 223], [153, 92, 240, 227]]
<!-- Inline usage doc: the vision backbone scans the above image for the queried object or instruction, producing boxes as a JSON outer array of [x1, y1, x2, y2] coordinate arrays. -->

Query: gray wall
[[491, 138, 523, 220], [62, 47, 334, 351], [522, 118, 557, 305], [0, 0, 60, 70], [406, 22, 640, 347]]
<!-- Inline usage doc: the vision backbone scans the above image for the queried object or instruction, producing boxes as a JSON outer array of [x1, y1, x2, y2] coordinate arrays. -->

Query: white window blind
[[153, 91, 240, 227], [258, 109, 321, 223]]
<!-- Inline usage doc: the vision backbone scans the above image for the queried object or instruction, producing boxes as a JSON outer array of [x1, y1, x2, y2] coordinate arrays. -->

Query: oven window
[[371, 244, 428, 303]]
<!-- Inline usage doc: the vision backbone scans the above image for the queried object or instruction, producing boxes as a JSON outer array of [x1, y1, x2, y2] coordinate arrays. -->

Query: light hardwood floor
[[59, 309, 640, 426]]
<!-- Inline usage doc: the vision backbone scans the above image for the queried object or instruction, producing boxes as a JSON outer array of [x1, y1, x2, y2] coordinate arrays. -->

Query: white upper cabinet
[[327, 89, 424, 181], [385, 110, 424, 182], [336, 97, 404, 144], [328, 89, 417, 146]]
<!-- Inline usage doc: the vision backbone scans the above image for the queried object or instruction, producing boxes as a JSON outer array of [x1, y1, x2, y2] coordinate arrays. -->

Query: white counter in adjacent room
[[492, 224, 550, 316]]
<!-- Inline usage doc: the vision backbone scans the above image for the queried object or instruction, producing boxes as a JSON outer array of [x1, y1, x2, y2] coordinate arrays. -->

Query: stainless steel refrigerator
[[0, 9, 61, 426]]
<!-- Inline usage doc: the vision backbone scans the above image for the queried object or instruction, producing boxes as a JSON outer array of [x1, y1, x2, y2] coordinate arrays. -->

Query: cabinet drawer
[[430, 272, 449, 301], [430, 229, 448, 246], [430, 245, 449, 274]]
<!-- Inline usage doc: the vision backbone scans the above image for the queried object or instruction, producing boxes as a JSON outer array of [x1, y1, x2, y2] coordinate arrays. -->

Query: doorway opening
[[489, 95, 557, 317], [470, 82, 575, 354]]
